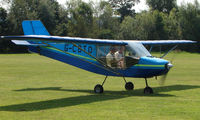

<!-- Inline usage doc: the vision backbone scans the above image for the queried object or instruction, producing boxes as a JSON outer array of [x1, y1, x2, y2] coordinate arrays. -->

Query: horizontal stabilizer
[[11, 40, 45, 46], [11, 40, 31, 45]]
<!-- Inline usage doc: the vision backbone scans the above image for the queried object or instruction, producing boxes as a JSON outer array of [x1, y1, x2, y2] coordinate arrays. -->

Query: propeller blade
[[159, 73, 168, 85]]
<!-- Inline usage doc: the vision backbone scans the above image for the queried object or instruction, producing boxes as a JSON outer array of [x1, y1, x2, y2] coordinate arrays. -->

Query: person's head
[[119, 46, 125, 53], [110, 46, 116, 53]]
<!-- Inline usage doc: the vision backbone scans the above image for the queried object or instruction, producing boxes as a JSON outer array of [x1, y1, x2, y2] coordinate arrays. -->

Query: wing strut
[[149, 46, 153, 53], [160, 45, 178, 58]]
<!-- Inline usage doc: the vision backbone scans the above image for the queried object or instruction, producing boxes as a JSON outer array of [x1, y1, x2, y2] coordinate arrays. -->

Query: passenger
[[106, 47, 117, 68], [115, 46, 125, 69]]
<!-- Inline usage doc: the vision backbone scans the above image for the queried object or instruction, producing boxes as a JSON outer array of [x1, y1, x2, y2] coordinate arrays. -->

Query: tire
[[125, 82, 134, 90], [144, 87, 153, 94], [94, 84, 104, 93]]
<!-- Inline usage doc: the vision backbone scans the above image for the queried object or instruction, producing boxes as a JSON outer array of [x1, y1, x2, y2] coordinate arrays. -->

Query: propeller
[[159, 49, 179, 85], [159, 63, 173, 85], [158, 46, 179, 85]]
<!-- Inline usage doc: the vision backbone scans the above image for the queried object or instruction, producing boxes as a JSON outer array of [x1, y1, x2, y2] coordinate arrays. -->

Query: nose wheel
[[144, 87, 153, 94]]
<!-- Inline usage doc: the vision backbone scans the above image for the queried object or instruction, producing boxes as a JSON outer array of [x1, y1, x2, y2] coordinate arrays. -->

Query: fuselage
[[28, 40, 171, 78]]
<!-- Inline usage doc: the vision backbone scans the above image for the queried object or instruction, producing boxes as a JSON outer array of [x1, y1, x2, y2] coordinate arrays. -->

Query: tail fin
[[12, 20, 49, 48], [22, 20, 50, 36]]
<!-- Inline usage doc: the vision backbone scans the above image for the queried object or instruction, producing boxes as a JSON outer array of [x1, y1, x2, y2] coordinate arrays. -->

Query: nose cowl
[[139, 57, 172, 76], [165, 63, 173, 70]]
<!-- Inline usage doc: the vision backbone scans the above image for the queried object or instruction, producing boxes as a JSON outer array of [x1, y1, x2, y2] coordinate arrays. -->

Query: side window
[[97, 45, 126, 69], [125, 46, 137, 58], [125, 46, 139, 68]]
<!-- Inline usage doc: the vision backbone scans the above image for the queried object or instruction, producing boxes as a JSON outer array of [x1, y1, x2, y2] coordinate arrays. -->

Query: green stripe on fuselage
[[135, 64, 165, 67], [41, 46, 165, 68]]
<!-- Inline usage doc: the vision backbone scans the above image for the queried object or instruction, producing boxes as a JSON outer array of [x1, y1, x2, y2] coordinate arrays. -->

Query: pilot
[[106, 46, 117, 68], [115, 46, 125, 69]]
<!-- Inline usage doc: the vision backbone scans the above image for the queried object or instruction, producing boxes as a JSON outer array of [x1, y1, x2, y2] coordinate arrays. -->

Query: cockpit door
[[125, 45, 139, 68], [97, 45, 126, 69]]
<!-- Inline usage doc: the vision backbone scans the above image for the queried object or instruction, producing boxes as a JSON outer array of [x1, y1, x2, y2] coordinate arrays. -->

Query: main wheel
[[144, 87, 153, 94], [125, 82, 134, 90], [94, 84, 104, 93]]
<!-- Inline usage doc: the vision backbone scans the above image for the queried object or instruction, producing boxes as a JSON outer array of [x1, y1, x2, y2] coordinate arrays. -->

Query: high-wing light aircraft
[[0, 20, 196, 94]]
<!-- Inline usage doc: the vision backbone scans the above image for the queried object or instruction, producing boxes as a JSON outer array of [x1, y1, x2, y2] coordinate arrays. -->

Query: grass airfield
[[0, 52, 199, 120]]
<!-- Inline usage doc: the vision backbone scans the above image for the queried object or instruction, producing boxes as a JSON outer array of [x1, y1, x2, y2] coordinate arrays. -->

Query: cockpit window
[[96, 42, 151, 69], [126, 42, 151, 58]]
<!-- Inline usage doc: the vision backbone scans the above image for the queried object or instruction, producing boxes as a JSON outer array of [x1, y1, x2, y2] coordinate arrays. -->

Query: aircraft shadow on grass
[[0, 85, 199, 112]]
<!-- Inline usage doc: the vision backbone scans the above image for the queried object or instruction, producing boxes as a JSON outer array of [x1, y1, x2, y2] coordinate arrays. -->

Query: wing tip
[[0, 36, 4, 39]]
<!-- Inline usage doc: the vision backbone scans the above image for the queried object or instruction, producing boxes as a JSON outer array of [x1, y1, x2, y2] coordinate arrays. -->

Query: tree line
[[0, 0, 199, 53]]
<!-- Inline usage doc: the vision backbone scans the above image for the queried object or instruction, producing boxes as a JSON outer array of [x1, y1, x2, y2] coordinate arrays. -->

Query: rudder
[[22, 20, 50, 36]]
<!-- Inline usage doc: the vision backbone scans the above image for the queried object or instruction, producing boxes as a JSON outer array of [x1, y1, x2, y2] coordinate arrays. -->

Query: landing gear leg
[[144, 78, 153, 94], [94, 76, 108, 93], [124, 77, 134, 91]]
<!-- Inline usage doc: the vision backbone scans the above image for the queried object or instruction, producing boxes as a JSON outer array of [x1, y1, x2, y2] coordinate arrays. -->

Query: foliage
[[178, 2, 200, 41], [98, 29, 114, 39], [0, 7, 8, 35], [146, 0, 177, 13], [163, 8, 182, 39], [67, 0, 94, 37], [109, 0, 139, 21], [119, 11, 167, 40], [97, 2, 120, 39], [176, 2, 200, 52]]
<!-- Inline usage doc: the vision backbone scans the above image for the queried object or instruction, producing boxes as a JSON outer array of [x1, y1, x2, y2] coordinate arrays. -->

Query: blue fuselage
[[28, 42, 170, 78]]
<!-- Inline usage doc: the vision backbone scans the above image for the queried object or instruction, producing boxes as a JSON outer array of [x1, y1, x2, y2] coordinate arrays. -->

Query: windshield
[[126, 41, 151, 58]]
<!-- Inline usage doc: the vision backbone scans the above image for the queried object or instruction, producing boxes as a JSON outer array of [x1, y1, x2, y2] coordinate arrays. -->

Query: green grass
[[0, 52, 199, 120]]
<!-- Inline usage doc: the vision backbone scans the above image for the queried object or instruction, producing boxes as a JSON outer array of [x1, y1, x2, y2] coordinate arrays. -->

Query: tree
[[146, 0, 177, 13], [109, 0, 139, 22], [163, 8, 182, 39], [119, 11, 168, 40], [119, 13, 155, 40], [178, 2, 200, 40], [1, 0, 64, 53], [8, 0, 61, 35], [54, 6, 69, 36], [67, 0, 94, 37], [177, 2, 200, 52], [119, 16, 135, 40], [96, 1, 120, 39], [152, 10, 168, 39], [0, 7, 9, 53], [0, 7, 8, 35]]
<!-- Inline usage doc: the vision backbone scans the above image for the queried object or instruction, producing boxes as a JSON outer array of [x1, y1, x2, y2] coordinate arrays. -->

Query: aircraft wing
[[139, 40, 196, 45], [0, 35, 128, 45], [0, 35, 197, 46]]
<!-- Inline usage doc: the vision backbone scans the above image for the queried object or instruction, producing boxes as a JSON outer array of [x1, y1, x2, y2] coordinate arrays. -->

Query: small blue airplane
[[0, 20, 196, 94]]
